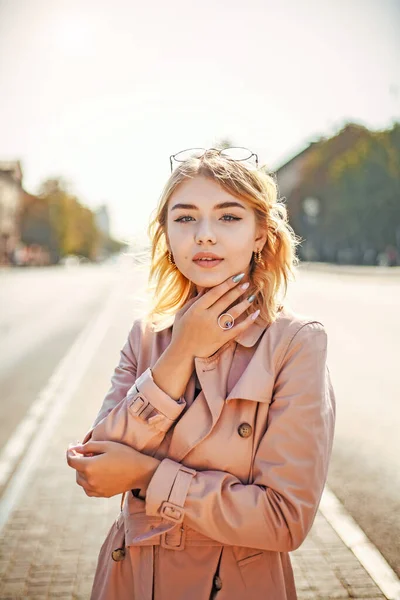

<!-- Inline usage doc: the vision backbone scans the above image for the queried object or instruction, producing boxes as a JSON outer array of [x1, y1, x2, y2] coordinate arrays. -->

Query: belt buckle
[[160, 526, 186, 551]]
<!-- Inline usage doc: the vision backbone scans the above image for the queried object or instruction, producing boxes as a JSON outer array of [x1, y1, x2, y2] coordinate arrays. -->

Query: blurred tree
[[19, 177, 126, 264], [290, 122, 400, 262], [37, 178, 100, 261]]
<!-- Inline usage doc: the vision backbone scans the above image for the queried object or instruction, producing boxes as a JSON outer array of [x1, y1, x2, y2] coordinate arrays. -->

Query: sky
[[0, 0, 399, 243]]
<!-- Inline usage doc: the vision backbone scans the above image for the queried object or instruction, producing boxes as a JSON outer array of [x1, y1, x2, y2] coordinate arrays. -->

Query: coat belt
[[118, 509, 223, 551]]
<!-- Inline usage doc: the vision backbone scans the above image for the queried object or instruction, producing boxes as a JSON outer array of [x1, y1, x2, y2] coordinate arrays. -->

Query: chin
[[192, 271, 226, 281]]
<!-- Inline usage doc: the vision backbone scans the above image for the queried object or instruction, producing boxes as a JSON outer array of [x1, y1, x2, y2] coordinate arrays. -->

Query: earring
[[168, 250, 175, 265], [254, 249, 262, 263]]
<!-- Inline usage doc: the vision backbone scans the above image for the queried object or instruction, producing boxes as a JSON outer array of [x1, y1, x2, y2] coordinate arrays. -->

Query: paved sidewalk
[[0, 286, 393, 599]]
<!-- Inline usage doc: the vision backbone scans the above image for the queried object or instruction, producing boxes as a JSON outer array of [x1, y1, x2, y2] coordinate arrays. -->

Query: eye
[[174, 215, 194, 223], [221, 214, 241, 222], [174, 214, 242, 223]]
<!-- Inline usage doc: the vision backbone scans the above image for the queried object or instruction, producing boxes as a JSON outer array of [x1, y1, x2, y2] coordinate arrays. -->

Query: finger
[[217, 293, 257, 323], [76, 471, 88, 487], [76, 472, 100, 497], [196, 273, 248, 310], [71, 440, 108, 455], [67, 449, 93, 471], [231, 309, 261, 339], [66, 447, 78, 466], [67, 454, 86, 471], [211, 281, 253, 317], [66, 447, 81, 468]]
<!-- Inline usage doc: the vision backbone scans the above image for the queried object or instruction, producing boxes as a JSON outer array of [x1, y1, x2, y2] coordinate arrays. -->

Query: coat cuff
[[145, 458, 197, 523], [126, 367, 186, 432]]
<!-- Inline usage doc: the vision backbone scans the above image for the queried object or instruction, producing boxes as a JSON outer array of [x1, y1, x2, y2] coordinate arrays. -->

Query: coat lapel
[[225, 356, 275, 403], [153, 311, 274, 463], [167, 341, 237, 463]]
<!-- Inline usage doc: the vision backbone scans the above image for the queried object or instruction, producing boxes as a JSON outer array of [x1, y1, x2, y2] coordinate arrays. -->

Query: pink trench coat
[[84, 305, 336, 600]]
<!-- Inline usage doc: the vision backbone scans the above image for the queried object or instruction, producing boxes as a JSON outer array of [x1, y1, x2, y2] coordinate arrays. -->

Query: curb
[[320, 487, 400, 600]]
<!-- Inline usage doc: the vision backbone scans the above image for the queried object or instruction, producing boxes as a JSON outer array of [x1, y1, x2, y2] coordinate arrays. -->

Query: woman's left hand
[[66, 440, 160, 498]]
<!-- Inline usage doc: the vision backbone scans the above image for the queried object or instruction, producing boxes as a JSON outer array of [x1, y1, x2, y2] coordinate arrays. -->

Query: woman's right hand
[[171, 273, 259, 359]]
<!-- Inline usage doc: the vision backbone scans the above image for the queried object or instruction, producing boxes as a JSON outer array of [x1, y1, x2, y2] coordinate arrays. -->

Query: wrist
[[135, 454, 160, 491], [151, 340, 195, 401], [168, 339, 195, 365]]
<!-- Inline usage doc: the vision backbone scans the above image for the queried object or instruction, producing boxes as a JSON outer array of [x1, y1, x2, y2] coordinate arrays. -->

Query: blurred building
[[276, 142, 324, 261], [0, 161, 23, 265], [276, 142, 319, 204], [275, 123, 400, 265], [95, 204, 110, 236], [94, 204, 111, 261]]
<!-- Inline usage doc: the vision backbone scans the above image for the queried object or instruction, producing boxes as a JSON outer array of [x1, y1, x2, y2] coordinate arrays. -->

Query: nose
[[195, 220, 217, 245]]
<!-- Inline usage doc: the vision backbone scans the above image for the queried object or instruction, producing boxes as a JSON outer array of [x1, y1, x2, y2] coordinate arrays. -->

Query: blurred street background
[[0, 0, 399, 598], [0, 258, 399, 599]]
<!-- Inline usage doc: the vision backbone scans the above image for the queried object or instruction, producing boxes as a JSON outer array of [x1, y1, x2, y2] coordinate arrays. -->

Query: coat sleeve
[[144, 321, 336, 551], [82, 319, 187, 455]]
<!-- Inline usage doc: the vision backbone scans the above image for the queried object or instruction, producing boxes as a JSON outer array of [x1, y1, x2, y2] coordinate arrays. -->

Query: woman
[[67, 147, 336, 600]]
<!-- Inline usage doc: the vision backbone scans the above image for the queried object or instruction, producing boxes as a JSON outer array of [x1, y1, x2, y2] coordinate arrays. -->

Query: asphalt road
[[0, 261, 127, 450], [288, 264, 400, 577], [1, 260, 399, 576]]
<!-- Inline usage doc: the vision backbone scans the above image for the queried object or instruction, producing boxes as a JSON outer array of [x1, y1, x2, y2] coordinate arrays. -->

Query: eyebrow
[[170, 201, 247, 211]]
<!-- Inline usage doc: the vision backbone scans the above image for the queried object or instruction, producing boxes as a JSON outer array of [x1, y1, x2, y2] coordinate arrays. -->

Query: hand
[[171, 273, 259, 359], [66, 440, 160, 498]]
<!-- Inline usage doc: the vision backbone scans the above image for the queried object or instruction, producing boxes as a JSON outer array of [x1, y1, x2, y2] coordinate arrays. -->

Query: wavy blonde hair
[[145, 150, 300, 330]]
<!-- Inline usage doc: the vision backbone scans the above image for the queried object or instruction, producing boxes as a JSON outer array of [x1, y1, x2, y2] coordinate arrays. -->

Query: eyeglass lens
[[173, 147, 254, 163]]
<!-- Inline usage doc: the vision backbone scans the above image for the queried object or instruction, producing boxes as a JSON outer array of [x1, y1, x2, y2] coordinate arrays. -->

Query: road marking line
[[0, 275, 128, 532], [320, 486, 400, 600], [0, 316, 95, 488]]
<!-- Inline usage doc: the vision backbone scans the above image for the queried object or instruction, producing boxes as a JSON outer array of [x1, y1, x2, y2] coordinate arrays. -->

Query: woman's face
[[166, 175, 266, 294]]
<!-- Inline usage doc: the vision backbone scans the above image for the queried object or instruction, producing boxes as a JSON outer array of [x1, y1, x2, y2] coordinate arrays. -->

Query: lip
[[193, 258, 223, 269], [192, 252, 223, 261], [194, 259, 223, 270]]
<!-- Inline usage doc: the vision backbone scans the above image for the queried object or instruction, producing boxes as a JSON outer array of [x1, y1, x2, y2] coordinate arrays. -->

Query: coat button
[[238, 422, 252, 438], [213, 575, 223, 590], [111, 547, 126, 561]]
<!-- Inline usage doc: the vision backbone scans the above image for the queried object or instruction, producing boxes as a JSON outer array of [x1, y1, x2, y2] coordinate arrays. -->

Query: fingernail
[[232, 272, 245, 283], [247, 294, 256, 303], [240, 282, 250, 290], [251, 309, 260, 320]]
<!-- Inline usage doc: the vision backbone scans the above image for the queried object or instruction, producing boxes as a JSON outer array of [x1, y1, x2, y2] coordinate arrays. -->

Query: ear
[[254, 226, 268, 252]]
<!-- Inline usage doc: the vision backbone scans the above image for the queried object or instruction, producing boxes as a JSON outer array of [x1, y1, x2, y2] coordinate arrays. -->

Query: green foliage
[[34, 178, 100, 260], [294, 122, 400, 256], [20, 177, 127, 263]]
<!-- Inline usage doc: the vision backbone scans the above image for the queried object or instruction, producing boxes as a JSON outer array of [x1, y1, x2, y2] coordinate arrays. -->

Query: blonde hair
[[145, 150, 300, 330]]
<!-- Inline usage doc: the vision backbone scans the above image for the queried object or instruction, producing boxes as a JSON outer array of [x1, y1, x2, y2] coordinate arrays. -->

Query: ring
[[217, 313, 235, 330]]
